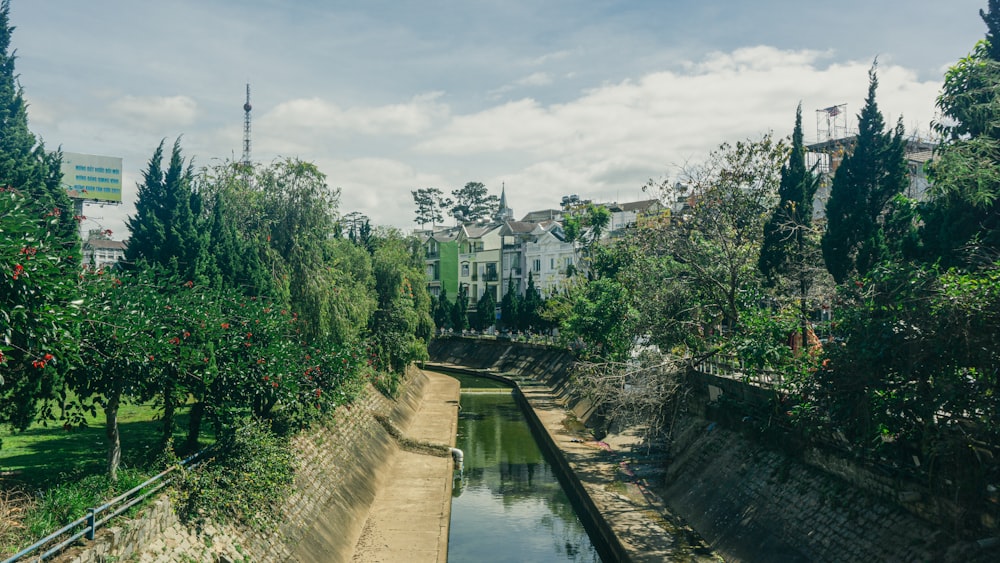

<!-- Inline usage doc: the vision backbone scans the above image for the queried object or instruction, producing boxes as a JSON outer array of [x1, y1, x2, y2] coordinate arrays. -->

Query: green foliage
[[368, 232, 432, 373], [802, 263, 1000, 507], [174, 420, 295, 528], [821, 66, 909, 283], [565, 276, 637, 362], [412, 187, 451, 227], [23, 468, 149, 539], [433, 287, 453, 329], [474, 287, 496, 331], [450, 181, 498, 222], [125, 139, 208, 283], [923, 35, 1000, 267], [648, 133, 787, 332], [0, 190, 82, 430], [499, 279, 520, 330], [451, 283, 469, 332]]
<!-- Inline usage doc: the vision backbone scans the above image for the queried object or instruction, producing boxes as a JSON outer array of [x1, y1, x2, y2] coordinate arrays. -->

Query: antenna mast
[[242, 83, 252, 166]]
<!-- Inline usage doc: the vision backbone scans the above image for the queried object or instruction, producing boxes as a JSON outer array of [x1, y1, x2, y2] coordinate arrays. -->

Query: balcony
[[484, 272, 498, 282]]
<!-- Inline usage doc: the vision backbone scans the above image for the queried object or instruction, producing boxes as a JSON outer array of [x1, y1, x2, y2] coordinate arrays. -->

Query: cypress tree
[[0, 0, 77, 245], [821, 66, 909, 283], [126, 138, 208, 282], [760, 105, 821, 342]]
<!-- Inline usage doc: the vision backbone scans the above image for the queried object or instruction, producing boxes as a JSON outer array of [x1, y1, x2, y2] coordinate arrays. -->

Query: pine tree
[[0, 0, 76, 245], [450, 182, 498, 223], [125, 138, 208, 282], [759, 105, 822, 341], [522, 271, 544, 330], [500, 278, 521, 330], [821, 67, 909, 283]]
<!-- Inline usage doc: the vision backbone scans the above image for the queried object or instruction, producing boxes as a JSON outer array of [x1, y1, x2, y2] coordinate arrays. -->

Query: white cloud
[[404, 46, 942, 227], [109, 95, 198, 128], [264, 93, 448, 137]]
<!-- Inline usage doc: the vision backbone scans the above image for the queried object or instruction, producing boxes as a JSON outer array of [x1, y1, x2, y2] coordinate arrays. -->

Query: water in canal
[[447, 374, 603, 562]]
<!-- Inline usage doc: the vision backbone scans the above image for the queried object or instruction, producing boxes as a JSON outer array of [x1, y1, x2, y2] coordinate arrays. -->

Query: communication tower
[[816, 104, 847, 143], [242, 83, 252, 166]]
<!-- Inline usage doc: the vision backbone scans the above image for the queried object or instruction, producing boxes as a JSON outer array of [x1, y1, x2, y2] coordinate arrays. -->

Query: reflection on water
[[448, 387, 602, 562]]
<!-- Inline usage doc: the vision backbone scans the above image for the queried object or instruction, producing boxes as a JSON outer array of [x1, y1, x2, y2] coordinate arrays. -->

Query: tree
[[450, 182, 498, 223], [647, 133, 787, 332], [522, 271, 544, 330], [0, 0, 81, 430], [369, 232, 433, 374], [499, 278, 521, 330], [126, 138, 208, 283], [452, 284, 469, 331], [821, 66, 909, 283], [412, 187, 451, 228], [759, 105, 825, 345], [921, 4, 1000, 267], [474, 287, 496, 331], [0, 191, 81, 430], [433, 287, 452, 329]]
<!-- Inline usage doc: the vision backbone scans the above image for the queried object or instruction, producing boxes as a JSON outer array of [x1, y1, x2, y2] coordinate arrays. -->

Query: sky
[[7, 0, 991, 239]]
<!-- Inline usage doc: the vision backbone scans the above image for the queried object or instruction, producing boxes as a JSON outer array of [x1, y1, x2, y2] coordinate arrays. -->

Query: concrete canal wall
[[56, 367, 431, 563], [428, 337, 999, 562]]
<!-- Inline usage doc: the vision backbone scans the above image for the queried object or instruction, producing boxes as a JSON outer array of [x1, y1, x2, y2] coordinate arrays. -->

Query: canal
[[446, 373, 604, 562]]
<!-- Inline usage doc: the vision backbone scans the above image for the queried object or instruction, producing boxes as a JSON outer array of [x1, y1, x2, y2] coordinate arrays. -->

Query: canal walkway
[[350, 371, 460, 562], [424, 362, 718, 563]]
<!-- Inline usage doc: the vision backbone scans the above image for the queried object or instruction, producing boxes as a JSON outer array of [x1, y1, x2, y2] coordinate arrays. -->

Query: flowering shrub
[[0, 190, 82, 430]]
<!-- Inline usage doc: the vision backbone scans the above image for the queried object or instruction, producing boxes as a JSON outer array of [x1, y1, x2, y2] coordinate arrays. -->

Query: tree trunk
[[161, 379, 176, 450], [185, 400, 204, 453], [106, 388, 121, 482]]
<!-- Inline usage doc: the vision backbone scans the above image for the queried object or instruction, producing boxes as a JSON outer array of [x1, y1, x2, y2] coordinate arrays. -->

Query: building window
[[533, 259, 541, 272], [461, 263, 470, 277], [550, 258, 555, 270]]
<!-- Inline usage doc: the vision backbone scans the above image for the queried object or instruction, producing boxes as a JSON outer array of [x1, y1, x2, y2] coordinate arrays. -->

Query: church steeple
[[496, 182, 513, 222]]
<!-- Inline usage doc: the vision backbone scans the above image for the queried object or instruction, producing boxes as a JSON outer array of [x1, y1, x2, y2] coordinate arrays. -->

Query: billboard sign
[[60, 152, 123, 204]]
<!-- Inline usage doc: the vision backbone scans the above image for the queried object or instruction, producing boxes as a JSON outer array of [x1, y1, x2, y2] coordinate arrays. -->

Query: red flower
[[184, 331, 191, 338], [12, 264, 24, 280], [148, 355, 155, 361], [220, 322, 230, 329], [272, 382, 279, 388], [185, 280, 194, 288]]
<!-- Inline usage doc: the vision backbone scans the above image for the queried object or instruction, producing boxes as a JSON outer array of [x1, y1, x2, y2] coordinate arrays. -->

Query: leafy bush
[[174, 420, 295, 528]]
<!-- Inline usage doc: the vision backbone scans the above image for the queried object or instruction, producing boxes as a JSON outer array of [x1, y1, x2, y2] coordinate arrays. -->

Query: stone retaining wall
[[429, 337, 1000, 562], [54, 368, 427, 563]]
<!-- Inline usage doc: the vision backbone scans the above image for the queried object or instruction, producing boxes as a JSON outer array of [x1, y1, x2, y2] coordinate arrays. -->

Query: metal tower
[[242, 83, 252, 166]]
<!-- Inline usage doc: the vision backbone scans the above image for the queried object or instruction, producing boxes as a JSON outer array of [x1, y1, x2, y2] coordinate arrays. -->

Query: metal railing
[[3, 449, 209, 563]]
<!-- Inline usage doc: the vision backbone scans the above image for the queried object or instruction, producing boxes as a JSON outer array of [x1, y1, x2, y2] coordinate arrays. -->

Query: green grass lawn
[[0, 399, 214, 489]]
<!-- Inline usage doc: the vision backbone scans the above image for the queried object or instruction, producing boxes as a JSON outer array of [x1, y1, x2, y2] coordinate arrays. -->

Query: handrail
[[3, 449, 210, 563]]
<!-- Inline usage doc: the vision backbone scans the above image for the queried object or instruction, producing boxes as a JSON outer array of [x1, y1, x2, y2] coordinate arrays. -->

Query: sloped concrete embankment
[[55, 367, 433, 563], [428, 337, 1000, 563]]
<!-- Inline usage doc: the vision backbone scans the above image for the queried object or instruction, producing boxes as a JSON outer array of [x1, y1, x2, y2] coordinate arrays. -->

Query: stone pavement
[[350, 370, 460, 563]]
